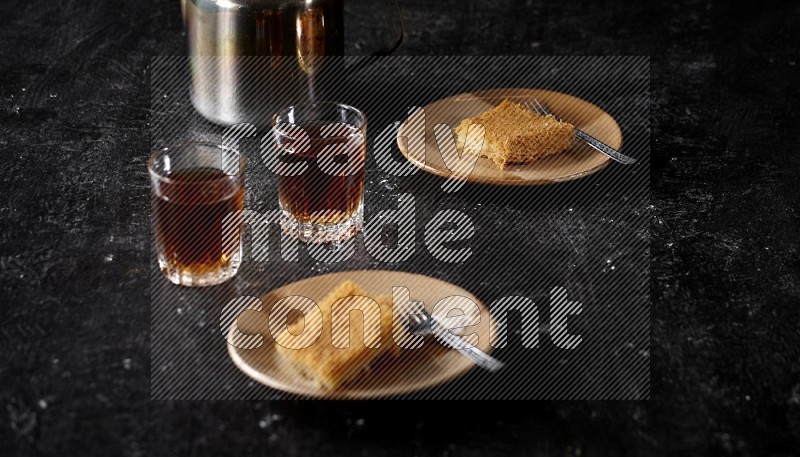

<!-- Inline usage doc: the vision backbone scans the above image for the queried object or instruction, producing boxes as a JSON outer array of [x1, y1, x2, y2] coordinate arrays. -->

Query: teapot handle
[[371, 0, 404, 57], [346, 0, 404, 74]]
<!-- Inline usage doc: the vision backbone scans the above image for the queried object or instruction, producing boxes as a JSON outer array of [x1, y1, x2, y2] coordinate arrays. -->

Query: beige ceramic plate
[[396, 88, 622, 185], [227, 270, 493, 399]]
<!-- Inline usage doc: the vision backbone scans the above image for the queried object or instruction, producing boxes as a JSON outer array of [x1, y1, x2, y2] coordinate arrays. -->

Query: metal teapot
[[181, 0, 403, 126]]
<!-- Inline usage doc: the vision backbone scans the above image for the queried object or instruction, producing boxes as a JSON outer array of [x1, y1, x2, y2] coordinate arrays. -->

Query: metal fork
[[406, 309, 505, 372], [526, 99, 637, 165]]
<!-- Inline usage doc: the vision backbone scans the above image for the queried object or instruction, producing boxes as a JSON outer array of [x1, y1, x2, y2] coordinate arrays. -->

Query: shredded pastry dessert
[[274, 280, 397, 390], [455, 99, 575, 169]]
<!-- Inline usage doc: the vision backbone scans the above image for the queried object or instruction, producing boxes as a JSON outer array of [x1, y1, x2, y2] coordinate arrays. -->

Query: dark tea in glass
[[272, 103, 366, 243], [149, 143, 245, 286]]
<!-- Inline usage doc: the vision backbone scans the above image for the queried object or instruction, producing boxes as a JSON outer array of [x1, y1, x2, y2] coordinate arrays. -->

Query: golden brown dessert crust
[[274, 280, 398, 390], [455, 99, 575, 169]]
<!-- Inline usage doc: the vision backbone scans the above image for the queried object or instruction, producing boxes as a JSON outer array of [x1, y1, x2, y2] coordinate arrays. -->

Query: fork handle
[[575, 129, 637, 165], [435, 328, 505, 372]]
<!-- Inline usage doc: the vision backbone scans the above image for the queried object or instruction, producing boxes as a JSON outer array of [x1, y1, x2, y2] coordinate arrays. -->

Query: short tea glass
[[148, 142, 245, 286], [272, 102, 366, 243]]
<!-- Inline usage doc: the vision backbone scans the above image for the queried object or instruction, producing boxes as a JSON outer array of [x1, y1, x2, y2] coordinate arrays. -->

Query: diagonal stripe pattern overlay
[[149, 56, 650, 400]]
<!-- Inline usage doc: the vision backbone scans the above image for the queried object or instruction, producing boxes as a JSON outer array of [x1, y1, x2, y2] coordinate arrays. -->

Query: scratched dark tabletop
[[1, 0, 799, 455]]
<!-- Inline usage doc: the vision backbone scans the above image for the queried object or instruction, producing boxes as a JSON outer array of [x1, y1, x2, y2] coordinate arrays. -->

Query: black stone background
[[1, 0, 799, 455]]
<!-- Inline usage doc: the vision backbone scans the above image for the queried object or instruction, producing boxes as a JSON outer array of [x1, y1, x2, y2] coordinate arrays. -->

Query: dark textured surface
[[1, 0, 799, 455], [148, 55, 651, 400]]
